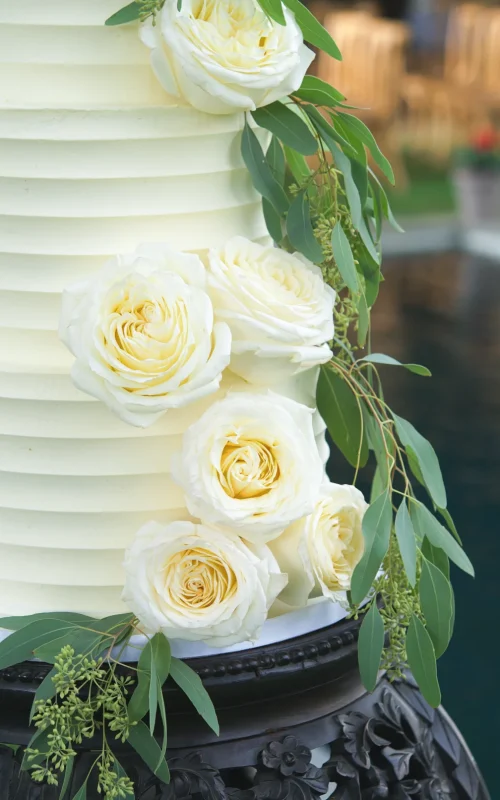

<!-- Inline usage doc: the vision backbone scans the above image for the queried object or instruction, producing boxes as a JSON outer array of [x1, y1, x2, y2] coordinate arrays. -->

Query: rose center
[[166, 548, 237, 611], [219, 437, 280, 499]]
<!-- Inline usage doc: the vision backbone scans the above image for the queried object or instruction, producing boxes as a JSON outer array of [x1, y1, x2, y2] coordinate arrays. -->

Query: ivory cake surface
[[0, 0, 325, 616]]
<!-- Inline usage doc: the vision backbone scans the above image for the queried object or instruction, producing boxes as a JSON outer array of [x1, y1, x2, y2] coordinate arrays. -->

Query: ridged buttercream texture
[[0, 0, 324, 616]]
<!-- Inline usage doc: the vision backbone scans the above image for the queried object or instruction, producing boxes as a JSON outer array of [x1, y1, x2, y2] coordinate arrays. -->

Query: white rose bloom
[[59, 243, 231, 428], [269, 483, 368, 606], [140, 0, 315, 115], [208, 237, 335, 384], [122, 520, 287, 646], [174, 391, 324, 542]]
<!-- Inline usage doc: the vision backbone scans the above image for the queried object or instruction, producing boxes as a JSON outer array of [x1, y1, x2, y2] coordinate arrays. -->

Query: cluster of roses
[[59, 237, 367, 647]]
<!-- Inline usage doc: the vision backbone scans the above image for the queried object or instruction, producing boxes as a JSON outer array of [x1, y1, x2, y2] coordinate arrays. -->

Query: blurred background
[[306, 1, 500, 794]]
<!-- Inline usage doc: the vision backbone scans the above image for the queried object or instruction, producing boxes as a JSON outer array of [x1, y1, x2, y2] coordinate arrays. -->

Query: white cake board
[[0, 597, 352, 663]]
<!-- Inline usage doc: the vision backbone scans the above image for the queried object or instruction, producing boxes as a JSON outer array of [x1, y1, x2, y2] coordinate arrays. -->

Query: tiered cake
[[0, 0, 326, 619]]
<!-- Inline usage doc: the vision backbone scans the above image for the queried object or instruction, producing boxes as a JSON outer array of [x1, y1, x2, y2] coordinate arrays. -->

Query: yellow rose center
[[165, 547, 237, 611], [219, 436, 280, 499]]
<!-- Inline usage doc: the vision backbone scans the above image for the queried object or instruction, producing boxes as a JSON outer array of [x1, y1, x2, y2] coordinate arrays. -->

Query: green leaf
[[169, 657, 219, 735], [437, 506, 462, 545], [30, 668, 57, 723], [294, 75, 345, 106], [406, 614, 441, 707], [364, 412, 394, 487], [336, 112, 394, 184], [331, 222, 359, 293], [395, 500, 417, 587], [128, 634, 171, 724], [252, 103, 317, 156], [157, 681, 168, 769], [105, 2, 140, 26], [357, 293, 370, 347], [241, 121, 288, 215], [114, 761, 134, 800], [392, 413, 447, 509], [304, 105, 358, 161], [358, 603, 384, 692], [59, 755, 75, 800], [70, 782, 88, 800], [351, 490, 392, 605], [422, 537, 450, 580], [411, 502, 474, 577], [34, 630, 107, 664], [149, 652, 158, 736], [316, 365, 368, 468], [420, 559, 454, 658], [267, 136, 286, 185], [0, 612, 96, 632], [256, 0, 286, 23], [282, 0, 342, 60], [22, 727, 51, 771], [283, 145, 311, 183], [286, 191, 323, 263], [262, 198, 283, 243], [370, 466, 385, 505], [128, 721, 170, 784], [368, 169, 404, 232], [0, 620, 82, 670], [361, 353, 431, 377], [362, 263, 381, 308]]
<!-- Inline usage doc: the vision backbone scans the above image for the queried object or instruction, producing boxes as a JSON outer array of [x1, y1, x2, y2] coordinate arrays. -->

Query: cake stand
[[0, 606, 489, 800]]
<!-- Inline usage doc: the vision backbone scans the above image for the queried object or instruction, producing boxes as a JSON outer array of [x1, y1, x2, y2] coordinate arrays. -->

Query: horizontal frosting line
[[0, 507, 191, 549], [0, 171, 256, 218], [0, 108, 248, 141], [0, 371, 89, 401], [0, 24, 148, 66], [0, 203, 268, 254], [0, 133, 250, 179], [0, 469, 185, 512], [0, 64, 171, 109], [0, 542, 125, 587], [0, 433, 181, 476], [0, 0, 144, 26], [0, 581, 126, 617], [0, 391, 226, 438], [0, 290, 61, 330]]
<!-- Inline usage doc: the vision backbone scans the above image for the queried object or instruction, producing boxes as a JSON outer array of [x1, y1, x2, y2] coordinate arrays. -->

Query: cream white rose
[[269, 483, 367, 606], [140, 0, 315, 115], [122, 520, 287, 646], [174, 390, 324, 541], [208, 237, 335, 384], [59, 243, 231, 428]]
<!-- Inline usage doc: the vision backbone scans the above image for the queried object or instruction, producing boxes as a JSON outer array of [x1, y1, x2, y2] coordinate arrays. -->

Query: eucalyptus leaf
[[362, 264, 381, 308], [286, 191, 324, 263], [34, 629, 107, 664], [283, 145, 311, 183], [157, 681, 168, 768], [30, 668, 57, 723], [317, 365, 368, 468], [256, 0, 286, 23], [331, 222, 359, 292], [368, 169, 404, 232], [114, 761, 135, 800], [149, 652, 158, 735], [411, 501, 474, 577], [128, 721, 171, 784], [395, 500, 417, 587], [420, 559, 454, 658], [422, 537, 450, 580], [351, 490, 392, 605], [282, 0, 342, 60], [70, 782, 88, 800], [406, 614, 441, 708], [361, 354, 431, 377], [358, 603, 384, 692], [392, 413, 447, 509], [252, 103, 317, 156], [0, 612, 96, 632], [294, 75, 345, 106], [357, 293, 370, 347], [0, 620, 82, 670], [370, 466, 385, 505], [59, 755, 75, 800], [336, 112, 394, 184], [128, 633, 171, 724], [262, 198, 283, 243], [169, 657, 219, 735], [105, 2, 140, 26], [241, 121, 288, 215], [267, 136, 286, 185], [304, 106, 358, 162], [437, 506, 462, 545]]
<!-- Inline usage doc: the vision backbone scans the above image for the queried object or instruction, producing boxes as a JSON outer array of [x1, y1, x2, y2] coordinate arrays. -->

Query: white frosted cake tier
[[0, 0, 327, 617]]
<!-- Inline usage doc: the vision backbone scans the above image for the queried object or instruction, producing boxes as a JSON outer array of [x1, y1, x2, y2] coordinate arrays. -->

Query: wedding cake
[[0, 0, 345, 628]]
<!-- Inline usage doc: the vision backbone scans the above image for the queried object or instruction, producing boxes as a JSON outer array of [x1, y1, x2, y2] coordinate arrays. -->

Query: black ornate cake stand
[[0, 615, 489, 800]]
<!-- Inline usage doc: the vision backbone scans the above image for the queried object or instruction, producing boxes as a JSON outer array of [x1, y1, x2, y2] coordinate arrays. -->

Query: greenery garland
[[0, 0, 474, 798]]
